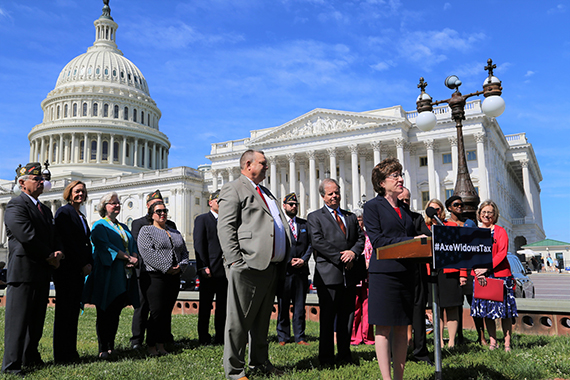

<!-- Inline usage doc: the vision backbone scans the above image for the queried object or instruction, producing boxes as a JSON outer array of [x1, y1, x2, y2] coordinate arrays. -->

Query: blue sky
[[0, 0, 568, 241]]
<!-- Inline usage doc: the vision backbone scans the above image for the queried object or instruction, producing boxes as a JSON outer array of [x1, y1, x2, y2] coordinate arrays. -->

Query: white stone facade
[[206, 102, 545, 252]]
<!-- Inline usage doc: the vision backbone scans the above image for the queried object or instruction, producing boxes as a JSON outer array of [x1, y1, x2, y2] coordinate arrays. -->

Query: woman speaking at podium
[[363, 158, 427, 380]]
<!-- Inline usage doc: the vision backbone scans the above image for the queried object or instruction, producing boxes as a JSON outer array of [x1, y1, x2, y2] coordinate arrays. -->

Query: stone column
[[144, 140, 149, 168], [96, 133, 102, 163], [520, 159, 534, 222], [29, 141, 34, 162], [338, 151, 347, 209], [402, 142, 411, 190], [349, 144, 360, 210], [211, 169, 219, 191], [371, 141, 381, 166], [40, 137, 46, 163], [152, 143, 157, 169], [279, 162, 287, 201], [287, 153, 296, 194], [47, 136, 53, 164], [317, 153, 325, 208], [226, 167, 235, 182], [448, 136, 458, 188], [307, 150, 317, 212], [122, 137, 127, 165], [425, 139, 437, 200], [268, 156, 277, 196], [33, 140, 38, 162], [405, 144, 419, 210], [165, 149, 168, 168], [299, 163, 306, 217], [110, 134, 115, 164], [133, 139, 139, 167], [58, 134, 63, 164], [84, 133, 90, 163], [394, 138, 405, 164], [327, 147, 337, 180], [475, 133, 487, 201], [359, 152, 367, 206]]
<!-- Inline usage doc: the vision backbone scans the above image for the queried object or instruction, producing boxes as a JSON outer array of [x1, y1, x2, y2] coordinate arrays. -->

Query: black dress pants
[[198, 275, 228, 344], [143, 272, 180, 347], [96, 293, 127, 353], [53, 269, 84, 363]]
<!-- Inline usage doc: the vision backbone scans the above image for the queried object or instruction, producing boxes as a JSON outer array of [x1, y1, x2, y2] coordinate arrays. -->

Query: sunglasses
[[155, 209, 169, 215], [285, 203, 298, 206], [452, 203, 464, 208], [29, 176, 44, 182]]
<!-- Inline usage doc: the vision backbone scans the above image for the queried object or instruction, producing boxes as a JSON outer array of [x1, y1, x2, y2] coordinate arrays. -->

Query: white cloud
[[371, 61, 391, 71], [443, 3, 451, 11], [525, 70, 535, 77], [547, 4, 566, 14]]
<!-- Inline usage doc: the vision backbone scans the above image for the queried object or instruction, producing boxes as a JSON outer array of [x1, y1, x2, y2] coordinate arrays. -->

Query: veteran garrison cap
[[146, 190, 163, 203], [209, 190, 220, 201], [19, 162, 42, 177], [283, 192, 298, 204]]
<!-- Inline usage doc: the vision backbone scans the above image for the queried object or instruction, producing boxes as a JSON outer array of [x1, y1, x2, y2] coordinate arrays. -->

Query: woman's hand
[[82, 264, 92, 276], [167, 265, 181, 275], [474, 268, 488, 286], [414, 234, 428, 239]]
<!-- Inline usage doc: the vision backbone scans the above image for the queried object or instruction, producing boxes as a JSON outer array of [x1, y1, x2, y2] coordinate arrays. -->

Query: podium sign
[[432, 225, 493, 270]]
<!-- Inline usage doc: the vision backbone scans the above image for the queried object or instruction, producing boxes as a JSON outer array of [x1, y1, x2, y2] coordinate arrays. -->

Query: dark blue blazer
[[193, 211, 225, 278], [54, 203, 93, 274], [308, 206, 365, 286], [363, 195, 417, 273], [286, 216, 312, 277]]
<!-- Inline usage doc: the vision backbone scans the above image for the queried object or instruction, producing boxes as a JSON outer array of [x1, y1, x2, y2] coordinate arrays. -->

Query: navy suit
[[193, 211, 227, 344], [307, 206, 365, 365], [276, 216, 312, 343], [2, 193, 61, 374], [53, 204, 93, 363]]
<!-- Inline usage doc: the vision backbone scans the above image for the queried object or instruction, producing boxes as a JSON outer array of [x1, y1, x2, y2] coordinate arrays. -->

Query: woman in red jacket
[[471, 200, 518, 352]]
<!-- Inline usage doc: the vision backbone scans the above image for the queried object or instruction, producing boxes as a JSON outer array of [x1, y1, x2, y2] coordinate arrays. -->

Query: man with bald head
[[217, 149, 292, 380]]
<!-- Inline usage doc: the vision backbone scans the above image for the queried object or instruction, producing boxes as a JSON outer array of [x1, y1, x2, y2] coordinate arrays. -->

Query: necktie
[[334, 209, 346, 236], [256, 186, 269, 208], [37, 202, 44, 216], [289, 219, 297, 240]]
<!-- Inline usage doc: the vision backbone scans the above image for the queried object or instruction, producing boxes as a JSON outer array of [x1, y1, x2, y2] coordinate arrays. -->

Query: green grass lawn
[[0, 307, 569, 379]]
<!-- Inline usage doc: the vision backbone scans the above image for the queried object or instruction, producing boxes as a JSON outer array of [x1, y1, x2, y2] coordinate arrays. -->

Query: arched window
[[64, 104, 68, 117], [73, 103, 77, 117], [80, 140, 84, 160], [123, 107, 128, 120], [102, 141, 109, 161], [91, 140, 97, 161], [113, 142, 119, 161], [57, 105, 60, 119], [126, 143, 130, 157], [52, 143, 57, 161], [141, 147, 145, 166], [93, 103, 98, 116], [82, 103, 87, 116], [103, 104, 109, 117], [114, 105, 119, 118], [141, 111, 144, 124], [147, 114, 150, 126], [148, 148, 152, 168], [133, 109, 137, 122]]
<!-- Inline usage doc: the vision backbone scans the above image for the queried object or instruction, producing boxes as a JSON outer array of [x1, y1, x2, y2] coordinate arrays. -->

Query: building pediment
[[248, 108, 407, 146]]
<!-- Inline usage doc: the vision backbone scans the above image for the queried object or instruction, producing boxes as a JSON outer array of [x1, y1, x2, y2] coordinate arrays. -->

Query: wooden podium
[[375, 237, 432, 261]]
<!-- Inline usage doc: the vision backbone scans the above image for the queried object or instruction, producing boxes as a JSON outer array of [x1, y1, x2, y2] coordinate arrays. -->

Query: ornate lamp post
[[415, 58, 505, 220]]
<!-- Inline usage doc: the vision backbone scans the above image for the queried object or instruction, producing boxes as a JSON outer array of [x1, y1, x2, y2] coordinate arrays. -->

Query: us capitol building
[[0, 2, 545, 253]]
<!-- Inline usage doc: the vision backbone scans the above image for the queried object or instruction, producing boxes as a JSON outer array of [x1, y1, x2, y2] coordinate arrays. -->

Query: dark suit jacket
[[4, 193, 61, 283], [193, 211, 225, 278], [131, 215, 177, 241], [286, 216, 312, 277], [363, 196, 418, 273], [54, 203, 93, 274], [307, 206, 365, 287]]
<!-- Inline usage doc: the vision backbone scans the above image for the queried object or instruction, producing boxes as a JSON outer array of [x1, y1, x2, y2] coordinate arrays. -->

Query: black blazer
[[4, 193, 61, 283], [131, 215, 177, 241], [286, 216, 312, 277], [193, 211, 225, 278], [307, 206, 365, 287], [54, 203, 93, 274], [363, 195, 418, 273]]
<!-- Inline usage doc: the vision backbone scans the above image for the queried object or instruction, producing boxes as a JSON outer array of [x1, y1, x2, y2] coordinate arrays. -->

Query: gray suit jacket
[[217, 175, 292, 273]]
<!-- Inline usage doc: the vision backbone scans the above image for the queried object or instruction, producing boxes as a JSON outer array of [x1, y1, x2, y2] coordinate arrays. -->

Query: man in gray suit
[[2, 162, 63, 375], [307, 178, 365, 366], [217, 149, 291, 380]]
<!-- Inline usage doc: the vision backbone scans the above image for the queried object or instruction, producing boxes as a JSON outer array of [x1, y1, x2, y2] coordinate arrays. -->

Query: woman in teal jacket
[[83, 191, 139, 359]]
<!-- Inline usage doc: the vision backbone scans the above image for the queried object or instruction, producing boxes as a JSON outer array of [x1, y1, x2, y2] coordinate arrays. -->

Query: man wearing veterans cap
[[276, 193, 312, 346], [193, 189, 228, 345], [2, 163, 63, 375], [129, 190, 177, 349]]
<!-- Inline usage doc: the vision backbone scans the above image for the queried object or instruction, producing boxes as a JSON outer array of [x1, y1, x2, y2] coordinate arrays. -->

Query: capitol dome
[[28, 1, 170, 180]]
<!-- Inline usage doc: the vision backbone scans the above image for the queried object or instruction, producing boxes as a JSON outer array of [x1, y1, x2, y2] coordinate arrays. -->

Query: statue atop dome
[[101, 0, 113, 20]]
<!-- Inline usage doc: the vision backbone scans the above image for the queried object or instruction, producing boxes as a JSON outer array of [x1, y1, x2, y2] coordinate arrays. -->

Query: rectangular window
[[163, 197, 169, 205], [466, 150, 477, 161], [195, 197, 200, 205], [445, 189, 454, 200], [421, 191, 430, 210], [442, 153, 452, 164], [419, 156, 428, 167]]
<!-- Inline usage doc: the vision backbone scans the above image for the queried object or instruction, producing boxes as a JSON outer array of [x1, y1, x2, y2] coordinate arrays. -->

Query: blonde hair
[[63, 180, 88, 203], [424, 199, 445, 226]]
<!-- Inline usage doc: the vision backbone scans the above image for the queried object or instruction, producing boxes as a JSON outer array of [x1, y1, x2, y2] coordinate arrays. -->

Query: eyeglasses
[[155, 209, 169, 215], [29, 176, 44, 182], [387, 172, 404, 179], [451, 203, 464, 208]]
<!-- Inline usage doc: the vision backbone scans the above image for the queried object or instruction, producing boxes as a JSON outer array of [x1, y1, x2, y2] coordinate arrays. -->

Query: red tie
[[37, 202, 44, 216], [334, 209, 346, 236], [256, 186, 269, 208], [289, 219, 297, 240]]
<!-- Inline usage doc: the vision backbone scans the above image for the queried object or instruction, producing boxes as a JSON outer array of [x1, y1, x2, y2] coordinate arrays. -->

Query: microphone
[[426, 206, 444, 226]]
